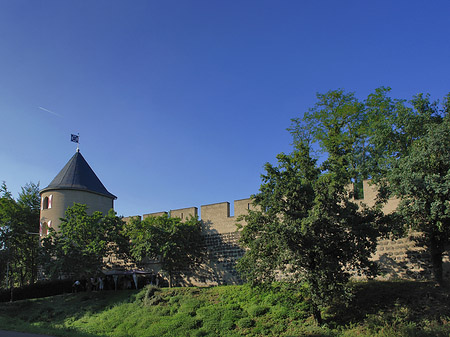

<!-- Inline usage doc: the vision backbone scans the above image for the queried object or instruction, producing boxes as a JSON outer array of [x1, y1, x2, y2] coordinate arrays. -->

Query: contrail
[[38, 106, 62, 117]]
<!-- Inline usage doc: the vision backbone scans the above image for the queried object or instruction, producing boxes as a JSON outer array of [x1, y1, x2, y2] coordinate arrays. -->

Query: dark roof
[[40, 150, 117, 199]]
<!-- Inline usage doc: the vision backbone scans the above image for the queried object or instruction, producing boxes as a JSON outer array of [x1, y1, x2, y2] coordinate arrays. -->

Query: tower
[[39, 149, 117, 235]]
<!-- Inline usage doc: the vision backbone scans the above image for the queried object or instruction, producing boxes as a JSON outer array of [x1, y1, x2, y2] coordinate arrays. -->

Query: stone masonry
[[124, 181, 450, 286]]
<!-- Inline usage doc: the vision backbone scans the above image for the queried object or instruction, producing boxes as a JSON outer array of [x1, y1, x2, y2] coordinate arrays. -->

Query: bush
[[237, 317, 255, 329], [247, 304, 269, 317], [0, 279, 73, 302], [142, 285, 163, 306]]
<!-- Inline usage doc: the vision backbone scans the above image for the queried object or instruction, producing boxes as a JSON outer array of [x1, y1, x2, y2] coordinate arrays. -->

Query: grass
[[0, 281, 449, 336]]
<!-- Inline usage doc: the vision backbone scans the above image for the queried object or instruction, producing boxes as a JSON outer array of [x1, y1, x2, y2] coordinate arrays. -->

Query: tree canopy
[[0, 182, 40, 301], [237, 140, 384, 323], [40, 203, 129, 281], [126, 214, 204, 287], [238, 88, 450, 322], [388, 112, 450, 284]]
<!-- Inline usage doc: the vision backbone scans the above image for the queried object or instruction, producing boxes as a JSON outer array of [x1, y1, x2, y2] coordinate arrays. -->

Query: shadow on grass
[[0, 290, 139, 337], [328, 280, 450, 326]]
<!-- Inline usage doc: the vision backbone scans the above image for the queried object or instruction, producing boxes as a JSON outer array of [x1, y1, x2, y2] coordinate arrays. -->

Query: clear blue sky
[[1, 1, 449, 217]]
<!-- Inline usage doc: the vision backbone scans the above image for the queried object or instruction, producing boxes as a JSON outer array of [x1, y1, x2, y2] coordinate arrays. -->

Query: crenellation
[[234, 198, 257, 217], [133, 198, 253, 231], [170, 207, 198, 221], [122, 215, 142, 224], [143, 211, 167, 219], [122, 182, 449, 285]]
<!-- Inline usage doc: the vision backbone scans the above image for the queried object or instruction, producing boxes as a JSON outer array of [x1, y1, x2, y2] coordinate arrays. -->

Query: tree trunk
[[430, 244, 443, 286], [30, 246, 36, 285], [86, 278, 92, 292], [312, 303, 323, 325], [9, 271, 14, 303]]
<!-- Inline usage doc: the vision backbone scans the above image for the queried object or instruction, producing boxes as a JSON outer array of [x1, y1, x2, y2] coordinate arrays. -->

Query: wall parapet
[[126, 198, 254, 234], [123, 182, 449, 285]]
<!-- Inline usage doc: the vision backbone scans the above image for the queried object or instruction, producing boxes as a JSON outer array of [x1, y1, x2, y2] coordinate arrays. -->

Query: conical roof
[[40, 150, 117, 199]]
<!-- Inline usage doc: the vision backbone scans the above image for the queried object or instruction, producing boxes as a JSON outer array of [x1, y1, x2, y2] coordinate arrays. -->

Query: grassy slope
[[0, 281, 449, 337]]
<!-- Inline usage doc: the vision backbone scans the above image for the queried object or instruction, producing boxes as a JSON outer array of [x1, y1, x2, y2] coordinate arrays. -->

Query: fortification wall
[[126, 183, 449, 286]]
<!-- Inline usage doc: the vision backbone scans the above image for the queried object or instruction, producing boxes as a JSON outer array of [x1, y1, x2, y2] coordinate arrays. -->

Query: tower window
[[42, 195, 52, 209], [43, 197, 49, 209]]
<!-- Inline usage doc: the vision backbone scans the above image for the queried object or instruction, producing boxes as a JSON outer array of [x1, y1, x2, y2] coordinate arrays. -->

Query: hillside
[[0, 281, 449, 337]]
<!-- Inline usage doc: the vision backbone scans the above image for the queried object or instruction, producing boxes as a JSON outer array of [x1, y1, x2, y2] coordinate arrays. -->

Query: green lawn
[[0, 281, 449, 337]]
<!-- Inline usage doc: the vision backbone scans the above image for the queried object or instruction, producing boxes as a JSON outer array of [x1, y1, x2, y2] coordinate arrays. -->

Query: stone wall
[[126, 182, 449, 285], [355, 180, 449, 280], [202, 232, 245, 285]]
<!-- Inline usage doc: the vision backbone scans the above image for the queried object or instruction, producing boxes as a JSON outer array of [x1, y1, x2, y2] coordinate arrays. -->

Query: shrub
[[237, 317, 255, 329], [141, 285, 164, 306], [270, 305, 289, 319], [0, 279, 73, 302], [247, 304, 269, 317]]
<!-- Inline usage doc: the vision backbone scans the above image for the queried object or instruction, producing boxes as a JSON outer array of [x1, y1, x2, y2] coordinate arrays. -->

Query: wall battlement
[[123, 182, 449, 286], [124, 198, 255, 234], [123, 181, 395, 233]]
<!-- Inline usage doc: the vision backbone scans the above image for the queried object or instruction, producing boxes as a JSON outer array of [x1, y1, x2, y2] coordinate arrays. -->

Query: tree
[[364, 90, 449, 284], [290, 88, 442, 199], [0, 182, 40, 299], [388, 111, 450, 285], [237, 141, 383, 323], [16, 183, 41, 285], [364, 90, 443, 198], [40, 203, 129, 283], [126, 214, 204, 287], [289, 89, 367, 198], [284, 88, 450, 288]]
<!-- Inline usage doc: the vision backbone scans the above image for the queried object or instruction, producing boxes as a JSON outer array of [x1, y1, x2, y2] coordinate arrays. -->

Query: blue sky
[[1, 0, 449, 217]]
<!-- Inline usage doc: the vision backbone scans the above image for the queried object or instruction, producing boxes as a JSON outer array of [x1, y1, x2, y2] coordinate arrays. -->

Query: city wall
[[123, 181, 449, 286]]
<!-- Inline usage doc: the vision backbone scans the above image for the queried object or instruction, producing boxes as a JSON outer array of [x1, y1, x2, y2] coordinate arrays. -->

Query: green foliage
[[387, 114, 450, 284], [237, 139, 383, 323], [126, 214, 205, 287], [40, 204, 129, 280], [345, 89, 450, 284], [237, 316, 255, 328], [289, 87, 445, 198], [247, 304, 269, 317], [0, 182, 40, 293], [0, 281, 449, 336], [240, 88, 450, 324], [290, 89, 366, 186], [144, 285, 163, 305]]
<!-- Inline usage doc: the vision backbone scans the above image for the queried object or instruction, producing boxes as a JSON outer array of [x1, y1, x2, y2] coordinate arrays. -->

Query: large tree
[[290, 88, 443, 199], [388, 111, 450, 285], [0, 182, 40, 298], [126, 214, 204, 287], [285, 88, 450, 286], [237, 140, 383, 323], [289, 89, 367, 198], [40, 203, 129, 283], [364, 90, 449, 284]]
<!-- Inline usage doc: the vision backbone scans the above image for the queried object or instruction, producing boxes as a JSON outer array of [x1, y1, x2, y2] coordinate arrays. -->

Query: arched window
[[42, 195, 52, 209], [43, 197, 49, 209]]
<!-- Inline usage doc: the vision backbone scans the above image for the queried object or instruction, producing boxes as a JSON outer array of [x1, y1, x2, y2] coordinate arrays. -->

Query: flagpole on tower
[[71, 133, 80, 152]]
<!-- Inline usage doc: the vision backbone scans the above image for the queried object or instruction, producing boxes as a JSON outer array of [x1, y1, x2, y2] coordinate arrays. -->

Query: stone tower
[[39, 149, 117, 236]]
